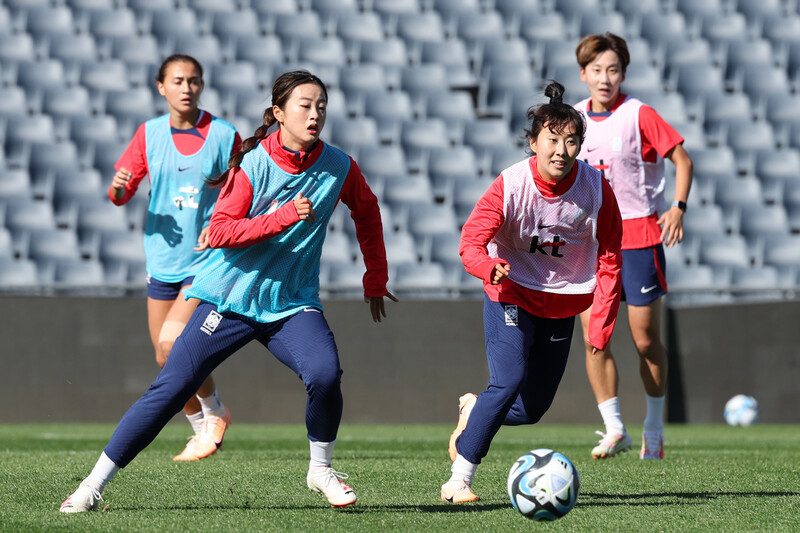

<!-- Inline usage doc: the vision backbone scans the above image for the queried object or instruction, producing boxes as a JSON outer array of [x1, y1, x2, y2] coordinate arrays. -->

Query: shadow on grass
[[580, 491, 800, 507], [109, 502, 509, 513]]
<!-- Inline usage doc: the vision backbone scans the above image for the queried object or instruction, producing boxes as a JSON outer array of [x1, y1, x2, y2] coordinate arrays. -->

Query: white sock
[[186, 411, 204, 435], [309, 440, 335, 470], [449, 454, 478, 485], [85, 452, 120, 491], [198, 389, 226, 418], [598, 397, 625, 435], [643, 394, 665, 432]]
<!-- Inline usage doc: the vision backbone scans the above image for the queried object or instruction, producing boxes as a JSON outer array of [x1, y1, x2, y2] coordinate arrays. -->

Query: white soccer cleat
[[173, 434, 200, 461], [591, 430, 633, 459], [306, 467, 357, 508], [640, 430, 664, 460], [440, 479, 479, 503], [59, 480, 103, 513]]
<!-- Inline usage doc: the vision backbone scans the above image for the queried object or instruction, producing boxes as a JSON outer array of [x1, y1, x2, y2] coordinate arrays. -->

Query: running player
[[60, 70, 396, 512], [109, 54, 241, 462], [574, 33, 693, 460], [442, 81, 623, 503]]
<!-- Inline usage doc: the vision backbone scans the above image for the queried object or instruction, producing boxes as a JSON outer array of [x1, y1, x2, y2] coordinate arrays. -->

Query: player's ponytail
[[524, 80, 586, 147], [207, 70, 328, 187]]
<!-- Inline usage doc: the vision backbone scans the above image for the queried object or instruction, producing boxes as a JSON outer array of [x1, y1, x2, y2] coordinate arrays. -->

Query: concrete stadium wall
[[1, 296, 798, 425]]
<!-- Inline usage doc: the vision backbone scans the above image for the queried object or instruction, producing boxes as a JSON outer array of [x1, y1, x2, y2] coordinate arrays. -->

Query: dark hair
[[156, 54, 204, 83], [207, 70, 328, 187], [575, 32, 630, 74], [524, 81, 586, 147]]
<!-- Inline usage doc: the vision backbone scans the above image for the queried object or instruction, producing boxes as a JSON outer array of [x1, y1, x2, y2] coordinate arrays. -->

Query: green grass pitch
[[2, 423, 799, 532]]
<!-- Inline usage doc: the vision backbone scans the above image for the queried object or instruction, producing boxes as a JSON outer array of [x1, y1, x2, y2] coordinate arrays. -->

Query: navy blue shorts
[[146, 276, 195, 300], [620, 245, 667, 306]]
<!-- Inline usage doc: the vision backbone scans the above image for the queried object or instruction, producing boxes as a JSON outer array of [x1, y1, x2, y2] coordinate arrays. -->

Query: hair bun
[[544, 81, 566, 105]]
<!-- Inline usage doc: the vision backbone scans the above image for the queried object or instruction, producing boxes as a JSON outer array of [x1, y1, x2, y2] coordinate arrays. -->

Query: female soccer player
[[109, 54, 241, 462], [574, 33, 693, 460], [60, 70, 396, 512], [442, 81, 623, 503]]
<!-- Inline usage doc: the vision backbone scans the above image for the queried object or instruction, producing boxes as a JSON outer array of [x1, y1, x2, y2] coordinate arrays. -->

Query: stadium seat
[[336, 12, 385, 44], [382, 173, 435, 209], [430, 0, 482, 17], [5, 198, 57, 235], [0, 257, 39, 287], [640, 12, 690, 46], [424, 90, 476, 131], [494, 0, 549, 20], [273, 12, 324, 43], [724, 119, 777, 159], [24, 5, 76, 39], [3, 113, 56, 149], [78, 59, 130, 92], [329, 115, 380, 152], [702, 92, 754, 133], [47, 33, 99, 65], [76, 196, 130, 239], [729, 265, 783, 298], [426, 231, 462, 270], [462, 118, 515, 152], [25, 227, 82, 265], [734, 0, 784, 19], [479, 37, 531, 74], [621, 63, 663, 94], [323, 261, 366, 296], [251, 0, 300, 16], [15, 59, 68, 92], [419, 39, 471, 70], [339, 64, 388, 97], [109, 34, 161, 67], [578, 11, 628, 39], [357, 38, 409, 68], [42, 86, 93, 120], [763, 234, 800, 269], [400, 64, 452, 97], [661, 38, 716, 71], [0, 33, 36, 62], [400, 119, 450, 160], [426, 145, 483, 186], [171, 34, 224, 66], [0, 167, 33, 202], [362, 90, 414, 143], [0, 227, 14, 258], [763, 93, 800, 137], [714, 175, 764, 209], [0, 86, 29, 117], [103, 86, 156, 124], [738, 204, 791, 240], [355, 145, 408, 178], [321, 230, 355, 266], [233, 34, 286, 66], [148, 8, 200, 41], [188, 0, 238, 13], [371, 0, 421, 16], [697, 234, 753, 268], [49, 166, 105, 212], [210, 9, 260, 41], [90, 139, 129, 179], [675, 0, 726, 20], [405, 203, 459, 238], [296, 36, 349, 66], [209, 62, 259, 97], [88, 8, 140, 40], [736, 64, 793, 100], [544, 64, 590, 104], [489, 145, 527, 177], [670, 63, 727, 99], [690, 146, 738, 182], [392, 262, 449, 297], [395, 11, 446, 43], [518, 12, 570, 44], [382, 230, 420, 267], [700, 13, 750, 47], [754, 148, 800, 184], [483, 62, 539, 111], [455, 10, 507, 45], [680, 204, 731, 240], [28, 141, 82, 183], [452, 176, 490, 225], [725, 38, 776, 73], [311, 0, 359, 18], [52, 257, 106, 287], [637, 90, 690, 125]]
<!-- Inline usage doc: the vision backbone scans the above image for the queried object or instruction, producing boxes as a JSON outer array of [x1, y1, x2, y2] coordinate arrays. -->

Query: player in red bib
[[442, 82, 622, 503], [574, 33, 694, 460]]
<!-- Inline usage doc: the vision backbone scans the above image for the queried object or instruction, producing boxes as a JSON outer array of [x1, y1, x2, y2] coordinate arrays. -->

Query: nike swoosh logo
[[178, 166, 191, 172], [538, 223, 555, 229], [586, 146, 599, 152], [550, 335, 569, 342], [283, 185, 295, 190], [641, 285, 658, 293]]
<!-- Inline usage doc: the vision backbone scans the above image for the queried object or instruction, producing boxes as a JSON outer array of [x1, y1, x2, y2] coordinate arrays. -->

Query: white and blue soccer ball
[[724, 394, 760, 427], [507, 448, 580, 521]]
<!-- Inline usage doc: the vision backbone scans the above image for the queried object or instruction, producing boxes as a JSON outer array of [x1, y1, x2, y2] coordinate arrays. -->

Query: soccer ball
[[724, 394, 760, 427], [507, 448, 580, 521]]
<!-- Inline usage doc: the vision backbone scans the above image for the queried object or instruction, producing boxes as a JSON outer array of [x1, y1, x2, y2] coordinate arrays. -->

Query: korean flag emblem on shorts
[[200, 310, 223, 336], [504, 305, 518, 327]]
